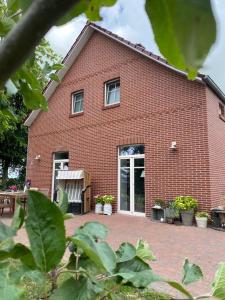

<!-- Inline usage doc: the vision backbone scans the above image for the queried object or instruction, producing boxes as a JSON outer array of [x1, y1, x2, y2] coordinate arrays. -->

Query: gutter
[[203, 75, 225, 104]]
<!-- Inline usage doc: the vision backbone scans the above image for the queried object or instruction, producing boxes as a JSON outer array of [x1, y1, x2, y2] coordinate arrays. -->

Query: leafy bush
[[94, 195, 104, 204], [175, 196, 198, 211], [196, 212, 209, 218], [0, 188, 224, 299], [102, 194, 115, 204]]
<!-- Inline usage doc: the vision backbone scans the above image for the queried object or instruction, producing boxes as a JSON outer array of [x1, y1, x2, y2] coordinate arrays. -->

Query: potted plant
[[94, 195, 103, 214], [153, 199, 166, 209], [195, 212, 209, 228], [102, 195, 115, 215], [175, 196, 198, 226], [165, 200, 179, 224]]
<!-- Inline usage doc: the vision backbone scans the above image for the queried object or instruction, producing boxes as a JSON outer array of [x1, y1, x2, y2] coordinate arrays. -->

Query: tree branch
[[0, 0, 79, 87]]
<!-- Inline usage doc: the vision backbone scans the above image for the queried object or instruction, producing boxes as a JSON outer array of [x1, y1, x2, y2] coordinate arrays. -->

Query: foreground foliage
[[0, 0, 217, 114], [0, 189, 224, 299]]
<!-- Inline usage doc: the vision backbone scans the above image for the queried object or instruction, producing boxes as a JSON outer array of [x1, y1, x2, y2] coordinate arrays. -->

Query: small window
[[219, 103, 225, 116], [105, 79, 120, 106], [72, 91, 83, 114]]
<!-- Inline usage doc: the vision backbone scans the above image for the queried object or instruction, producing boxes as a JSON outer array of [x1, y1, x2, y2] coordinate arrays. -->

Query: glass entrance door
[[51, 152, 69, 201], [118, 145, 145, 216]]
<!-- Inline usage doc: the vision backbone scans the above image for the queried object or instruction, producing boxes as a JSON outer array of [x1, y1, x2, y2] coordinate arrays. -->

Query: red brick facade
[[26, 27, 225, 216]]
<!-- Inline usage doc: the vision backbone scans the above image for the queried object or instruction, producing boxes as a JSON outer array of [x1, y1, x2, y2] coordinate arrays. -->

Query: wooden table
[[0, 191, 28, 214]]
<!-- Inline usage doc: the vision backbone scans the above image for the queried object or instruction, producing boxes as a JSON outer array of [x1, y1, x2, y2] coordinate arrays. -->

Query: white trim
[[71, 91, 84, 114], [118, 153, 145, 216], [104, 79, 120, 107], [51, 157, 69, 200]]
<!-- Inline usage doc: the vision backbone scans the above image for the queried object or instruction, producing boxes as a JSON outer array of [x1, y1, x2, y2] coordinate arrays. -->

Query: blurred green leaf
[[182, 258, 203, 285], [50, 277, 103, 300], [26, 191, 66, 272], [145, 0, 216, 79], [11, 201, 25, 230], [136, 239, 156, 262], [0, 16, 15, 36], [75, 221, 108, 240], [19, 81, 48, 110], [0, 222, 16, 241], [58, 187, 68, 215], [167, 281, 193, 299], [116, 242, 136, 263], [49, 73, 60, 83], [212, 262, 225, 300]]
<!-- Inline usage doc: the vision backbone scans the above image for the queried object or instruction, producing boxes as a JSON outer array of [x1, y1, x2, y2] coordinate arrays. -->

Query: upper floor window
[[219, 103, 225, 116], [105, 79, 120, 106], [72, 91, 83, 114]]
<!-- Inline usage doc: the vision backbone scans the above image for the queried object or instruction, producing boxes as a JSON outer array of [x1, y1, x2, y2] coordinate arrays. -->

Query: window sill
[[69, 112, 84, 118], [102, 103, 120, 110]]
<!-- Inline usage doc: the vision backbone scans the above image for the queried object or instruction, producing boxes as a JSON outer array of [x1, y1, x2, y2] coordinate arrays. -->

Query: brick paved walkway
[[2, 213, 225, 297]]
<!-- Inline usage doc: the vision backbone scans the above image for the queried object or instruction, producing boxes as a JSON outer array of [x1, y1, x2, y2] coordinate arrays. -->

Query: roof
[[24, 22, 225, 126]]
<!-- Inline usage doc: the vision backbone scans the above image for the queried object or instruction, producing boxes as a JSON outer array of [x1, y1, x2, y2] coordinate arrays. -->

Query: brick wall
[[206, 88, 225, 208], [27, 31, 212, 216]]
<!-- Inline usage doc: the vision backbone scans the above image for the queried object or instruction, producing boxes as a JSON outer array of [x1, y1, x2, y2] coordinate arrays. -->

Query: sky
[[46, 0, 225, 93]]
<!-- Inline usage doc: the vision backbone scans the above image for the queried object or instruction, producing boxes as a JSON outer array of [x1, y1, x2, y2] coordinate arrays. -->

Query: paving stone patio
[[1, 212, 225, 298]]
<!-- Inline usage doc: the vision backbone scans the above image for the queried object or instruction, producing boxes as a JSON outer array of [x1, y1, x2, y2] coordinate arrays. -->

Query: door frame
[[51, 157, 69, 200], [118, 152, 145, 217]]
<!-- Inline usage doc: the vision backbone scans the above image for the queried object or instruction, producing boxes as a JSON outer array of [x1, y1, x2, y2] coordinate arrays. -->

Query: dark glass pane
[[120, 159, 130, 168], [134, 158, 144, 167], [119, 145, 144, 156], [120, 168, 130, 211], [134, 168, 145, 213], [54, 152, 69, 160]]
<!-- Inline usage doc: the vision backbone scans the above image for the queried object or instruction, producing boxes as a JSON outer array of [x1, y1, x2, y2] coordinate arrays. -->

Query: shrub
[[102, 194, 115, 204], [196, 211, 209, 218], [94, 194, 104, 204], [175, 195, 198, 211]]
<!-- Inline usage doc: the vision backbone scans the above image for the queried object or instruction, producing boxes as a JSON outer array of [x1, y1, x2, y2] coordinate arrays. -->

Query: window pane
[[54, 152, 69, 160], [72, 92, 83, 113], [120, 159, 130, 168], [134, 168, 145, 213], [107, 91, 115, 104], [106, 80, 120, 105], [119, 145, 144, 156], [120, 168, 130, 211], [134, 158, 144, 167]]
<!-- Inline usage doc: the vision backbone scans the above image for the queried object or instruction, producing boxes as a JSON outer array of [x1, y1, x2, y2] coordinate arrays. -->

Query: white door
[[118, 145, 145, 216], [51, 152, 69, 200]]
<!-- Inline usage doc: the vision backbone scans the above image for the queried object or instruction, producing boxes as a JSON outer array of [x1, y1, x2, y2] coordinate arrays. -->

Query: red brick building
[[25, 22, 225, 217]]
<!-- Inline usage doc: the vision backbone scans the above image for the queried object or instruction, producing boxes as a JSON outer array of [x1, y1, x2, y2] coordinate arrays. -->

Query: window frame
[[219, 102, 225, 122], [71, 90, 84, 115], [104, 78, 120, 107]]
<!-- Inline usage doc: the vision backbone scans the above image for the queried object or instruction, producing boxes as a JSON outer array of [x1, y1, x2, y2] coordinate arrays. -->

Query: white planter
[[196, 217, 208, 228], [103, 204, 112, 215], [95, 203, 103, 214]]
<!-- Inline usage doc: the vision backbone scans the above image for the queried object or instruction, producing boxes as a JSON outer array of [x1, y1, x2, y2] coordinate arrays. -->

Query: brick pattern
[[27, 31, 212, 216], [206, 88, 225, 208]]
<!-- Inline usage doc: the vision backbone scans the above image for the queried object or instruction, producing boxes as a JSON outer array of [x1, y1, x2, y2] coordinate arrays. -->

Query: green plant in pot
[[102, 194, 115, 215], [175, 196, 198, 226], [195, 211, 209, 229], [94, 195, 104, 214], [165, 200, 179, 224]]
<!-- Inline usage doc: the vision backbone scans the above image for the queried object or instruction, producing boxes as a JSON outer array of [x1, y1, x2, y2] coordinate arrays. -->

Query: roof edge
[[203, 76, 225, 103]]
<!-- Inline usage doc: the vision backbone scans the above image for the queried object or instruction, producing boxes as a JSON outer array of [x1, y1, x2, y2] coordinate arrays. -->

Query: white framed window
[[72, 91, 84, 114], [105, 79, 120, 106]]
